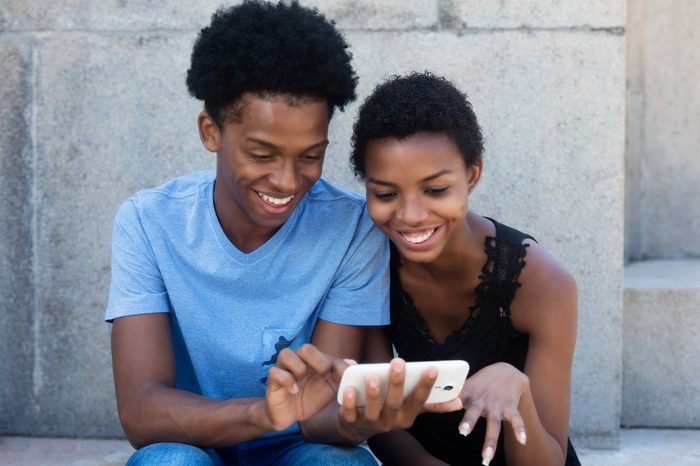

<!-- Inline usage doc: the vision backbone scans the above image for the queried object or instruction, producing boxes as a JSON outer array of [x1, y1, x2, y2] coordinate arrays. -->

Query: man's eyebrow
[[246, 138, 279, 150], [245, 138, 329, 152]]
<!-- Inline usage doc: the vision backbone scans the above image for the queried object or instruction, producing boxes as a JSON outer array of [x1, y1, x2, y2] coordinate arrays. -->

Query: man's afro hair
[[350, 72, 484, 178], [186, 0, 357, 125]]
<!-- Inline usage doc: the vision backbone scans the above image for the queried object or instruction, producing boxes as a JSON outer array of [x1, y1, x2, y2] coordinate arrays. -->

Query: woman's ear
[[467, 158, 484, 194], [198, 111, 221, 153]]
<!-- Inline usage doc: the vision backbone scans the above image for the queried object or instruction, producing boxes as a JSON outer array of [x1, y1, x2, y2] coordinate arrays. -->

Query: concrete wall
[[621, 0, 700, 432], [0, 0, 625, 447], [626, 0, 700, 260]]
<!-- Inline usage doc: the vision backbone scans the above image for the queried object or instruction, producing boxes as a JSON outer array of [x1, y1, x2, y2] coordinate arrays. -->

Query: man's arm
[[111, 313, 276, 449]]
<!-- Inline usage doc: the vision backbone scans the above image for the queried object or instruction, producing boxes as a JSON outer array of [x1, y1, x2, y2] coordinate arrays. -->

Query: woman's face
[[364, 132, 480, 263]]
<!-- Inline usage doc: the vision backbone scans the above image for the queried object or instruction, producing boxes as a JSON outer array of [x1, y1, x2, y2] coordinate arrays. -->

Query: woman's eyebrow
[[421, 169, 452, 182], [366, 178, 394, 187], [367, 169, 453, 187]]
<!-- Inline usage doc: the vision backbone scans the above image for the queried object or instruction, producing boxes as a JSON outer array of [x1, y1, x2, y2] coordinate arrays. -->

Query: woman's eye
[[425, 187, 448, 195]]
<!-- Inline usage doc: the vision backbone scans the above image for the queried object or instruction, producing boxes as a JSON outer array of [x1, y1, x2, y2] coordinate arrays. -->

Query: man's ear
[[198, 111, 221, 153], [467, 158, 484, 194]]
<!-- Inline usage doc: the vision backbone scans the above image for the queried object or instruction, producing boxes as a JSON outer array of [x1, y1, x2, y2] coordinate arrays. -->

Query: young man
[[106, 2, 440, 465]]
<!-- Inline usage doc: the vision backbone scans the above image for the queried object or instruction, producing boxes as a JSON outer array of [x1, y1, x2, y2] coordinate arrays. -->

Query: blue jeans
[[126, 433, 377, 466]]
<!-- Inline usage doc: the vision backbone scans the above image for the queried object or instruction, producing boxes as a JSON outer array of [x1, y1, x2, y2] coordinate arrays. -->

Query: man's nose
[[269, 159, 299, 193]]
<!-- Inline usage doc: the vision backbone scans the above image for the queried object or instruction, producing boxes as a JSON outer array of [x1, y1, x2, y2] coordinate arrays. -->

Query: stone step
[[1, 429, 699, 465], [622, 260, 700, 428]]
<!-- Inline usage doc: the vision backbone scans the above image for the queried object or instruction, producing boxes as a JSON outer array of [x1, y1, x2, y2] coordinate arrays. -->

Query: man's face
[[200, 93, 330, 252]]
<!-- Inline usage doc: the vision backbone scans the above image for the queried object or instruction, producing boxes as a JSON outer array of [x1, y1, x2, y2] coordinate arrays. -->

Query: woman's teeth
[[400, 228, 436, 244], [258, 192, 294, 206]]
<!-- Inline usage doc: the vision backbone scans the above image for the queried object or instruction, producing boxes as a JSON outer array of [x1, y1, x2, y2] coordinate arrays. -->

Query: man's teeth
[[258, 192, 294, 206], [401, 228, 436, 244]]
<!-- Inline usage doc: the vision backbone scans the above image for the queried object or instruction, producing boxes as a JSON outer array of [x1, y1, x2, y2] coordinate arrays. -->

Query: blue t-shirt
[[106, 171, 389, 403]]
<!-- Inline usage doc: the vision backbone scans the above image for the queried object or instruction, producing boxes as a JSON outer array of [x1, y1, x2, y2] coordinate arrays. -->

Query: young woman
[[350, 73, 581, 466]]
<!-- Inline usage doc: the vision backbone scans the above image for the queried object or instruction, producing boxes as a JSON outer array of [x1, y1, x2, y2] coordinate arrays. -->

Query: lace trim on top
[[390, 219, 531, 368]]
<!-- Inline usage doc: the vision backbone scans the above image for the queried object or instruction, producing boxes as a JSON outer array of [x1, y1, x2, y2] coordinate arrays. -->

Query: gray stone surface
[[326, 28, 625, 447], [625, 0, 700, 260], [4, 429, 700, 466], [0, 39, 34, 435], [0, 1, 231, 31], [439, 0, 625, 29], [28, 31, 213, 437], [622, 260, 700, 427], [0, 436, 134, 466], [302, 0, 438, 30], [577, 428, 700, 466]]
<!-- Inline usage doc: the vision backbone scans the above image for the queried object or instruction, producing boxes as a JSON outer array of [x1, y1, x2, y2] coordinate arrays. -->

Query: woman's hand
[[337, 358, 462, 442], [458, 362, 529, 465], [265, 344, 346, 431]]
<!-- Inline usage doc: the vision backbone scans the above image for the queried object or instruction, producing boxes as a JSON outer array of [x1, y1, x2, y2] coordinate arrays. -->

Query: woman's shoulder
[[505, 227, 578, 335]]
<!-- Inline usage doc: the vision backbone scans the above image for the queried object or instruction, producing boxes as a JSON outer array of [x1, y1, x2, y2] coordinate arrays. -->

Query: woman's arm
[[458, 240, 578, 466]]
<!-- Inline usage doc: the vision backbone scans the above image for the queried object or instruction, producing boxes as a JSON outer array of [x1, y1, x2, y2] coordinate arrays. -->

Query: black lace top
[[388, 218, 580, 466]]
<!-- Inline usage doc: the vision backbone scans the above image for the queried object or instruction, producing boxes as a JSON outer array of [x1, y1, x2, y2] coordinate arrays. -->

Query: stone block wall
[[626, 0, 700, 260], [0, 0, 625, 447]]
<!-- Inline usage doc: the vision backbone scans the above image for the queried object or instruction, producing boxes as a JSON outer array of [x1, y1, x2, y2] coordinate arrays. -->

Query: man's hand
[[265, 343, 347, 431]]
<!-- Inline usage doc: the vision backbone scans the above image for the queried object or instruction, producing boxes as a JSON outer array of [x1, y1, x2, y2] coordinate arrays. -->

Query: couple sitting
[[106, 2, 579, 465]]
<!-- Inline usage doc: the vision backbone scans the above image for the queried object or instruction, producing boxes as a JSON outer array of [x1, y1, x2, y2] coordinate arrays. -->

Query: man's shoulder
[[114, 171, 213, 228], [122, 171, 212, 212], [305, 178, 365, 212]]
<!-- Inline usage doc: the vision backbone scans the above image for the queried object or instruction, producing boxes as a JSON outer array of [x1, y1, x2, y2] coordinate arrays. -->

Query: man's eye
[[249, 153, 273, 160]]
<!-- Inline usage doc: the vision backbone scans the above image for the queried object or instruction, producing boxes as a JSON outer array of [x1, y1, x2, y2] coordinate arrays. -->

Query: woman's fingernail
[[518, 430, 527, 445], [291, 383, 299, 394], [482, 446, 494, 466], [458, 422, 471, 437], [368, 375, 379, 388]]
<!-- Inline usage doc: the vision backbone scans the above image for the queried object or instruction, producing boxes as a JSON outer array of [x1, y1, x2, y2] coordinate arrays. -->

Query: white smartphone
[[337, 360, 469, 406]]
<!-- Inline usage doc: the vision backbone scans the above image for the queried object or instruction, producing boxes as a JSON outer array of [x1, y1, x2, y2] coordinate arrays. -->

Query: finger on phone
[[339, 386, 358, 423], [382, 358, 406, 415], [362, 373, 383, 421], [405, 366, 438, 408]]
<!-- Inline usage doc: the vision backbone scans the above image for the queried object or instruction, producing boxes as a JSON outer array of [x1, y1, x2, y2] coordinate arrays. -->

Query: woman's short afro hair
[[350, 72, 484, 179], [186, 0, 357, 125]]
